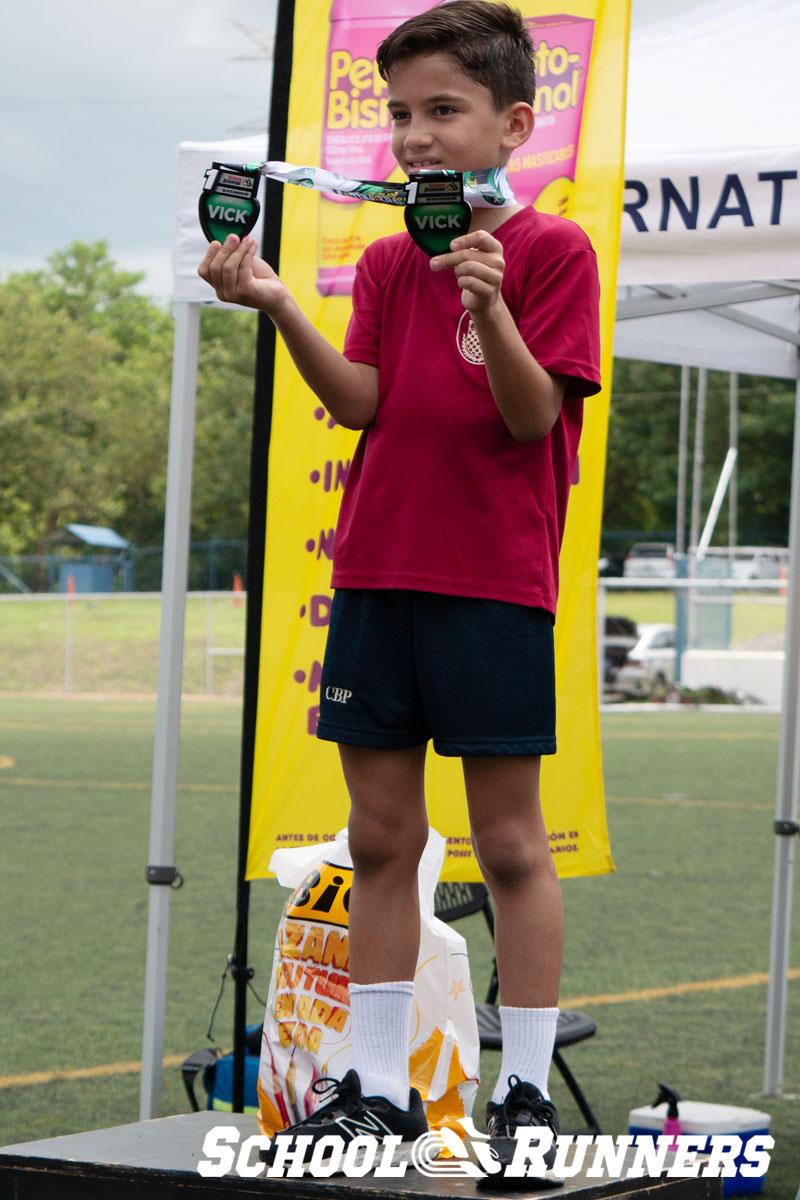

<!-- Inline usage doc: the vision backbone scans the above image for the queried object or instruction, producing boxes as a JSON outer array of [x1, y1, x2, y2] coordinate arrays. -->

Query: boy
[[199, 0, 600, 1179]]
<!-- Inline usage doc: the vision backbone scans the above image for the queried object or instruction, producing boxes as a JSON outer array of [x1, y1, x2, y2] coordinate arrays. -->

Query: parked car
[[598, 553, 625, 578], [730, 547, 787, 582], [615, 623, 677, 697], [622, 542, 676, 580], [603, 615, 638, 684]]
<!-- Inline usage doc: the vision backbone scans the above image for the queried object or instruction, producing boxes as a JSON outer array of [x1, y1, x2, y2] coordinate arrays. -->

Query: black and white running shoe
[[481, 1075, 564, 1189], [262, 1069, 428, 1171]]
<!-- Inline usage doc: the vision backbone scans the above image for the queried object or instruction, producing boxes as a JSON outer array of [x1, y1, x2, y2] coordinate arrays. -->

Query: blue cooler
[[628, 1099, 772, 1196]]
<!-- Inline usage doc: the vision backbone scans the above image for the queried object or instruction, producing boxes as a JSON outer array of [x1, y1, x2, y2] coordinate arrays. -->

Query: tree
[[602, 360, 795, 551], [0, 241, 258, 562], [190, 307, 258, 543], [0, 244, 173, 556]]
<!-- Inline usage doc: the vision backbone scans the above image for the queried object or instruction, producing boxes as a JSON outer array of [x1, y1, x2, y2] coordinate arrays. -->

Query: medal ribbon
[[245, 160, 516, 209]]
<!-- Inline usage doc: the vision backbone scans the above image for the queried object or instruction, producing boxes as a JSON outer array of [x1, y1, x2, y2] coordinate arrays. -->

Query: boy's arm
[[198, 235, 379, 431], [431, 230, 567, 444]]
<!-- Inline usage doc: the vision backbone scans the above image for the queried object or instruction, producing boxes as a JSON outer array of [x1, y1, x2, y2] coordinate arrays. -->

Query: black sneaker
[[262, 1069, 428, 1172], [481, 1075, 563, 1189]]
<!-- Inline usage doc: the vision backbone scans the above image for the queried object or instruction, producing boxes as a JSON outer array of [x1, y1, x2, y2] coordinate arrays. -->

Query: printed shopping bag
[[256, 827, 479, 1137]]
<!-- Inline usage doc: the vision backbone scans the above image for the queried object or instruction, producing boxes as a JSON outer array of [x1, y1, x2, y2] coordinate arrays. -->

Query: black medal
[[403, 172, 472, 256], [198, 162, 261, 243]]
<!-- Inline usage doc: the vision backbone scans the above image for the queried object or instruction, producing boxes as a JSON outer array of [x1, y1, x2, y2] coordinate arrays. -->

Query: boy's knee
[[348, 810, 428, 876], [474, 828, 547, 890]]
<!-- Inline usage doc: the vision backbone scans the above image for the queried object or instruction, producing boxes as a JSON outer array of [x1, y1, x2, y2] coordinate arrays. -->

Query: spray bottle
[[654, 1083, 682, 1149]]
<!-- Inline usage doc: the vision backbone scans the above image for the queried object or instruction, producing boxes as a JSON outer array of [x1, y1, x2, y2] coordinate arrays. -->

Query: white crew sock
[[348, 980, 415, 1111], [491, 1005, 560, 1103]]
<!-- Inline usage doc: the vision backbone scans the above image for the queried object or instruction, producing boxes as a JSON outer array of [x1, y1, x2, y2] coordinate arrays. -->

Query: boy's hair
[[376, 1, 536, 111]]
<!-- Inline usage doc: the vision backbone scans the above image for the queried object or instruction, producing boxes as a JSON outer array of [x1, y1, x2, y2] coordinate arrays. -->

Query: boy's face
[[386, 52, 531, 176]]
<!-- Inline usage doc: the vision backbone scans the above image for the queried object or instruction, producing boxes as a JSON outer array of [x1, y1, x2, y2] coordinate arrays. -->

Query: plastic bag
[[257, 826, 479, 1137]]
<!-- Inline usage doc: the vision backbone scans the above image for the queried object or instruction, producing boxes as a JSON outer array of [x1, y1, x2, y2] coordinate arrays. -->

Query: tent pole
[[140, 300, 201, 1120], [763, 373, 800, 1096]]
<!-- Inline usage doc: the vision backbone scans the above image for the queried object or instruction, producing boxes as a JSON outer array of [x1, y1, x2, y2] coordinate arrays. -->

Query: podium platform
[[0, 1111, 722, 1199]]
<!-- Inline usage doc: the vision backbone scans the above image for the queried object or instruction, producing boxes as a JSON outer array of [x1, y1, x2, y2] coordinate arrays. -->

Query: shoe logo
[[325, 686, 352, 704], [335, 1110, 392, 1141]]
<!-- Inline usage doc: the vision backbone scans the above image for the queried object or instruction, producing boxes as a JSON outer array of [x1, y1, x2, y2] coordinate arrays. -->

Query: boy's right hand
[[197, 235, 287, 316]]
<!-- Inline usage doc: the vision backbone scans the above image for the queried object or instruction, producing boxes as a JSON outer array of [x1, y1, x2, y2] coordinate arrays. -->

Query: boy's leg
[[263, 743, 430, 1165], [464, 754, 563, 1180], [341, 743, 429, 1108], [463, 754, 563, 1097]]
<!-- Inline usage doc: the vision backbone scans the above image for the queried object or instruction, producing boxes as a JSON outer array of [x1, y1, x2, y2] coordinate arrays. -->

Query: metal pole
[[676, 365, 691, 556], [696, 448, 738, 560], [688, 367, 707, 645], [139, 301, 201, 1119], [689, 366, 707, 555], [729, 373, 738, 555], [674, 366, 692, 682], [763, 375, 800, 1096]]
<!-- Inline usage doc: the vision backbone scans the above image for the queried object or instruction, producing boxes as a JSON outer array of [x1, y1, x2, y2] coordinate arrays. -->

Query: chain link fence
[[0, 592, 246, 697], [601, 572, 788, 706], [0, 540, 247, 596], [0, 565, 789, 706]]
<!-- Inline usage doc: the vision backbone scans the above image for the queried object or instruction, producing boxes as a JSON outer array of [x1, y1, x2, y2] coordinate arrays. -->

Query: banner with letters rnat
[[246, 0, 630, 881]]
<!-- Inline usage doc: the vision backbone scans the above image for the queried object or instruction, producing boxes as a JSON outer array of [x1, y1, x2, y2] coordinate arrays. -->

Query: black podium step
[[0, 1111, 722, 1200]]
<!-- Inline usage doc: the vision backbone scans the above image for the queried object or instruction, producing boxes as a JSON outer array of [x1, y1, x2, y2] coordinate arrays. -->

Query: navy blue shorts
[[316, 590, 556, 757]]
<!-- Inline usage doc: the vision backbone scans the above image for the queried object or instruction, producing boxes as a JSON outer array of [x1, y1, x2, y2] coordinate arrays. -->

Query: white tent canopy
[[147, 0, 799, 1118], [617, 0, 799, 377]]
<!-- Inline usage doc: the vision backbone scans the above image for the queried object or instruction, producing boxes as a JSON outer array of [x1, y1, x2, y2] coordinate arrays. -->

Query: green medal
[[403, 173, 472, 256], [198, 162, 261, 243]]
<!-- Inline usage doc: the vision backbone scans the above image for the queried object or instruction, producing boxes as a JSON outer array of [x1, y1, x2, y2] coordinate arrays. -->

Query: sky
[[0, 0, 699, 305]]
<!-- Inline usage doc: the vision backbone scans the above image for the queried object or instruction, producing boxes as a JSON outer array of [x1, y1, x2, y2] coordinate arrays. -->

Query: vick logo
[[325, 686, 352, 704]]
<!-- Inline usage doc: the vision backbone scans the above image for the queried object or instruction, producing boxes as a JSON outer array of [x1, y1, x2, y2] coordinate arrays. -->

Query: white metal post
[[763, 375, 800, 1095], [676, 364, 691, 556], [139, 301, 201, 1119], [729, 373, 738, 555], [689, 366, 707, 554]]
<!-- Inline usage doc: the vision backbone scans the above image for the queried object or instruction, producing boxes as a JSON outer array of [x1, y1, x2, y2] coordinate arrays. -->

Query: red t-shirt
[[332, 205, 601, 613]]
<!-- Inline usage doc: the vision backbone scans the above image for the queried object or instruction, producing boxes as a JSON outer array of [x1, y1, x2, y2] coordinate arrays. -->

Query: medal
[[198, 162, 261, 243], [403, 173, 472, 257], [198, 161, 516, 248]]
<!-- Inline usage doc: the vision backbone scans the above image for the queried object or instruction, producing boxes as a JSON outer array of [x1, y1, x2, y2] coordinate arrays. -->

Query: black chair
[[180, 1023, 263, 1112], [434, 880, 601, 1135]]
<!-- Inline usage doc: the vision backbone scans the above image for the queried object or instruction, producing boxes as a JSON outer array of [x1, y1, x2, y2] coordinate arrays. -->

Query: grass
[[0, 699, 799, 1195]]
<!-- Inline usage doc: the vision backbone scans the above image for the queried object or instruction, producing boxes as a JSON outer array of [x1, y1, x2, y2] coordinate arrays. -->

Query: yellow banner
[[247, 0, 630, 881]]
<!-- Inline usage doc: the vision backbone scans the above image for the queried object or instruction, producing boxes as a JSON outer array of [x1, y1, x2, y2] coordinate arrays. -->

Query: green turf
[[0, 699, 798, 1195]]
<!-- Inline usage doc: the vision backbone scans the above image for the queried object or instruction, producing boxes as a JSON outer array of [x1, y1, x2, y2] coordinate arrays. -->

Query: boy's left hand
[[430, 230, 504, 313]]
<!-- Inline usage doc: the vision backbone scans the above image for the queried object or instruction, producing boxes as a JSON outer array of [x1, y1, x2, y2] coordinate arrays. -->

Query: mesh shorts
[[316, 589, 556, 757]]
